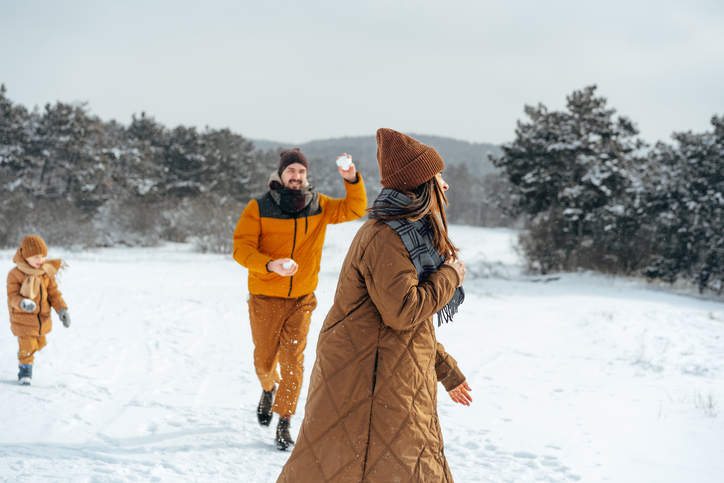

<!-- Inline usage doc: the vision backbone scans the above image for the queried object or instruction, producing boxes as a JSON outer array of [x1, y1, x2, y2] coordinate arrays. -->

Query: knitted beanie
[[376, 128, 445, 191], [279, 148, 309, 175], [20, 234, 48, 258]]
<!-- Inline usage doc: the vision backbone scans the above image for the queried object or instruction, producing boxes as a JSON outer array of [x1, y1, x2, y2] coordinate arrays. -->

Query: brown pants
[[248, 293, 317, 416], [18, 336, 47, 365]]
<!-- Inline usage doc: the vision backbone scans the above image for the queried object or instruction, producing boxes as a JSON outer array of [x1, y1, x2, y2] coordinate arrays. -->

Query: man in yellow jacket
[[233, 148, 367, 450]]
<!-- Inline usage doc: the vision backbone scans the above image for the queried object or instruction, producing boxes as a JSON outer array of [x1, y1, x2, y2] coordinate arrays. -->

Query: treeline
[[492, 85, 724, 292], [0, 85, 511, 254], [0, 85, 280, 252], [254, 135, 509, 227]]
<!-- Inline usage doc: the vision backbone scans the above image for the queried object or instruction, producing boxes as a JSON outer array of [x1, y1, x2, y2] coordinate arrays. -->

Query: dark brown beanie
[[21, 234, 48, 258], [279, 148, 309, 175], [376, 128, 445, 191]]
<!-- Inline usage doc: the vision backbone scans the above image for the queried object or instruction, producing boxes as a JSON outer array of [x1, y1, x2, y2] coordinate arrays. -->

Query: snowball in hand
[[283, 261, 294, 269], [336, 154, 352, 170]]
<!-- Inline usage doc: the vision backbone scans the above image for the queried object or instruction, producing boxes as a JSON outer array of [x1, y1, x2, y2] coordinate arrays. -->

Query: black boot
[[276, 417, 295, 451], [257, 386, 275, 426]]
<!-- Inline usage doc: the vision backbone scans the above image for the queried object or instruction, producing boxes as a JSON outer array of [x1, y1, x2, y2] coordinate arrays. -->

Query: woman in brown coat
[[277, 128, 472, 482]]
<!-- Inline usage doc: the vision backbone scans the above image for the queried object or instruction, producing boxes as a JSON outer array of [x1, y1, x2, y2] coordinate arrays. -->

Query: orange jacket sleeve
[[233, 199, 274, 274], [47, 275, 68, 312], [322, 173, 368, 225], [7, 271, 23, 310]]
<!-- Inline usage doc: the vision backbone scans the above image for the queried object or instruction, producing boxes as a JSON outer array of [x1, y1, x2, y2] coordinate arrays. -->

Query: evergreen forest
[[2, 84, 723, 292]]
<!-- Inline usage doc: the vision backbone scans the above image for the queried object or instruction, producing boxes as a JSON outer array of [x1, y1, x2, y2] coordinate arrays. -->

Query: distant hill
[[250, 135, 502, 178]]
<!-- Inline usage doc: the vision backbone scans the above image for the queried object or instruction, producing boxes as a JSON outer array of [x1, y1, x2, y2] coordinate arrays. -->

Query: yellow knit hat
[[376, 128, 445, 192], [20, 234, 48, 258]]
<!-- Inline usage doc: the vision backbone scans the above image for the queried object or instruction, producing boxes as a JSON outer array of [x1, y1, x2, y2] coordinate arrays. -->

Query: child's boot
[[18, 364, 32, 385]]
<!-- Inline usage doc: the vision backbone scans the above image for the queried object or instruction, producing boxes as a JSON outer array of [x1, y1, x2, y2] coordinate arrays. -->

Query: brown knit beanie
[[278, 148, 309, 175], [376, 128, 445, 191], [20, 234, 48, 258]]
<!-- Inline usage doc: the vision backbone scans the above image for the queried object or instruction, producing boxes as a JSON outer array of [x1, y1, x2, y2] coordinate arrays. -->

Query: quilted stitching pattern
[[277, 220, 457, 483]]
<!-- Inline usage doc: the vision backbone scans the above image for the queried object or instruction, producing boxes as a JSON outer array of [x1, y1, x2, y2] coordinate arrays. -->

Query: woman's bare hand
[[448, 381, 472, 406], [444, 260, 466, 286]]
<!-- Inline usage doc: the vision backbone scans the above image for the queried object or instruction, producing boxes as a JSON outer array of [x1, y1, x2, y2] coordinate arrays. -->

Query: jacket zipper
[[287, 216, 298, 298], [37, 280, 43, 336]]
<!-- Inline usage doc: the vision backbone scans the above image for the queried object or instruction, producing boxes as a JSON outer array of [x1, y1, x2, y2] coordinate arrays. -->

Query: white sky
[[1, 0, 723, 145]]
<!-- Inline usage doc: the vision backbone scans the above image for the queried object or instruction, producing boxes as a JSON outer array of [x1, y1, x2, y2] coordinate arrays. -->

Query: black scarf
[[268, 172, 318, 214], [371, 189, 465, 326]]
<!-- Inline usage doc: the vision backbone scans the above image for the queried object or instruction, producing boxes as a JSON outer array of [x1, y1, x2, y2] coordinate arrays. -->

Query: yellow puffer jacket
[[233, 174, 367, 298], [7, 248, 67, 338]]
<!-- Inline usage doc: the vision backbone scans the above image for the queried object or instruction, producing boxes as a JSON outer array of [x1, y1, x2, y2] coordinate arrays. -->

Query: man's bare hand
[[267, 259, 298, 277], [337, 153, 357, 182], [448, 381, 472, 406]]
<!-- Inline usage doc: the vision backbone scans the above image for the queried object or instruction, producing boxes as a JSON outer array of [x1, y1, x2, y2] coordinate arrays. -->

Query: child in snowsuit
[[6, 234, 70, 385]]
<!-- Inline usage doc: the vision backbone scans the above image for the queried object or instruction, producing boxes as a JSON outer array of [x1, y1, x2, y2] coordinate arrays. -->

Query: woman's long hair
[[368, 177, 460, 261]]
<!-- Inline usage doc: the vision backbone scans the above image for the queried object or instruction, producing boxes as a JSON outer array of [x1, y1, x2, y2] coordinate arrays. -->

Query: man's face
[[281, 163, 307, 190]]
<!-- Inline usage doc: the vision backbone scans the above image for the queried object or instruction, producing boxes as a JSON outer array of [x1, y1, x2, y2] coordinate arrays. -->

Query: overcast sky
[[1, 0, 723, 146]]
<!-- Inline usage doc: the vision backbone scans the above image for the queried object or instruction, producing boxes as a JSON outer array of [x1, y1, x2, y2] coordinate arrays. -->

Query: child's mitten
[[19, 299, 37, 313], [58, 308, 71, 328]]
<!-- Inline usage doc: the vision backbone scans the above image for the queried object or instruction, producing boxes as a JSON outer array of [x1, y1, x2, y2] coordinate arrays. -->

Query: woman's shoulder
[[358, 218, 401, 241], [354, 219, 408, 258]]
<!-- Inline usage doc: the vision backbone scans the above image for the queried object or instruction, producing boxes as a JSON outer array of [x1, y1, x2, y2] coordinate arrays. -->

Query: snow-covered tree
[[491, 86, 648, 273], [199, 128, 258, 202], [0, 85, 32, 244], [642, 116, 724, 292], [0, 85, 31, 194], [27, 101, 106, 205]]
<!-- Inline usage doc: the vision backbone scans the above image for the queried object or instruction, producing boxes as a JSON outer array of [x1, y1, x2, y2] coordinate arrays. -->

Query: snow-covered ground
[[1, 221, 723, 483]]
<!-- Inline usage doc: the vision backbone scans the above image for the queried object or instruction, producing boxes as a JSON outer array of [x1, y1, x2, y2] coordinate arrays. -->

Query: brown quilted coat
[[7, 248, 67, 338], [277, 218, 466, 483]]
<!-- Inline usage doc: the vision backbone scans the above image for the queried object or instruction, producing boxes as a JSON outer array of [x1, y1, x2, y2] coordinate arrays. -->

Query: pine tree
[[491, 86, 647, 273], [27, 101, 105, 205], [642, 116, 724, 291], [200, 128, 257, 202], [0, 85, 31, 196], [0, 85, 33, 244]]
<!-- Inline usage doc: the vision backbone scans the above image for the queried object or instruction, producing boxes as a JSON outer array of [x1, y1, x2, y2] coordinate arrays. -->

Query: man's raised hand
[[336, 153, 357, 182]]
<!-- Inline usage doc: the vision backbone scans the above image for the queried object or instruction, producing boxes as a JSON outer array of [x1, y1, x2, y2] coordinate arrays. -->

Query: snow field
[[0, 221, 723, 482]]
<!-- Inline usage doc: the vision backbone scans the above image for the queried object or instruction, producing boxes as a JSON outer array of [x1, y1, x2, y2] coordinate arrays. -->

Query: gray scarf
[[268, 171, 318, 214], [371, 189, 465, 326]]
